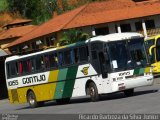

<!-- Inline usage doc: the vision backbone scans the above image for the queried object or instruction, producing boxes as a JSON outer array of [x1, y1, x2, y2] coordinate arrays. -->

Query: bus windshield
[[108, 38, 148, 71]]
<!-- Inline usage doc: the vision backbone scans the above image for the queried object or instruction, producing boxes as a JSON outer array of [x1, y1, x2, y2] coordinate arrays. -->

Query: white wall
[[81, 15, 160, 37]]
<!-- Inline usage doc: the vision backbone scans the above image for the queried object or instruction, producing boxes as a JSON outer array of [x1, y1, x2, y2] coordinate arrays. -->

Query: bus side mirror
[[149, 45, 156, 55]]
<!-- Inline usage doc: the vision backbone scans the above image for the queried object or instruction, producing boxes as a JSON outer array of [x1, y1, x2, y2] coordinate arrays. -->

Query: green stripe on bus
[[139, 68, 144, 74], [54, 68, 68, 99], [134, 68, 145, 75], [134, 68, 140, 75], [62, 66, 78, 98]]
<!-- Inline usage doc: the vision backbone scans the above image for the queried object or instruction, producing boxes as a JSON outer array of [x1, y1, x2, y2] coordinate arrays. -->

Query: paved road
[[0, 78, 160, 114]]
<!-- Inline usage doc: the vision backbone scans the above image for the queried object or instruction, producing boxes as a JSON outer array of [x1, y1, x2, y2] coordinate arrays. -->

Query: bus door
[[98, 52, 108, 78], [156, 38, 160, 62], [98, 50, 112, 93], [90, 42, 109, 76]]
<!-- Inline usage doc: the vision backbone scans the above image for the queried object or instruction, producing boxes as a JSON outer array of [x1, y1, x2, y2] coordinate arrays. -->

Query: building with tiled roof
[[0, 18, 37, 51], [2, 18, 32, 30], [0, 18, 37, 99], [5, 0, 160, 54], [5, 5, 87, 53], [0, 25, 37, 49]]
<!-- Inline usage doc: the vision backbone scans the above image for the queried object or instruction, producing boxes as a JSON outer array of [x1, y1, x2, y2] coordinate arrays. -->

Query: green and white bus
[[5, 33, 153, 108]]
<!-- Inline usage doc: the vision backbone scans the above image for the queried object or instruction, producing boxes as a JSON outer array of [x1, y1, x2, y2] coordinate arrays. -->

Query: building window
[[11, 48, 18, 54], [135, 21, 143, 31], [46, 37, 50, 47], [145, 20, 155, 30], [46, 36, 55, 47], [120, 23, 131, 32], [95, 27, 109, 36], [32, 42, 39, 50], [115, 25, 118, 33]]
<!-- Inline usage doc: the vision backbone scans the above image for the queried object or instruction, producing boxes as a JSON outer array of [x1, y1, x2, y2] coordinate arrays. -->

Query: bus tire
[[88, 82, 99, 102], [124, 89, 134, 97], [56, 98, 70, 105], [27, 91, 38, 108]]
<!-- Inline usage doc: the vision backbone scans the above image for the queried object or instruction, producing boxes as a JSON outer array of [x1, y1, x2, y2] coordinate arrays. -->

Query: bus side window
[[64, 50, 74, 65], [19, 62, 23, 75], [54, 53, 58, 67], [44, 55, 50, 69], [30, 59, 35, 72], [22, 60, 29, 74], [15, 62, 19, 75], [27, 60, 31, 73], [70, 50, 75, 64], [9, 62, 18, 77], [74, 48, 79, 63], [35, 56, 43, 71], [79, 46, 89, 62], [49, 53, 58, 69], [58, 52, 63, 66], [41, 56, 45, 69], [6, 64, 10, 78]]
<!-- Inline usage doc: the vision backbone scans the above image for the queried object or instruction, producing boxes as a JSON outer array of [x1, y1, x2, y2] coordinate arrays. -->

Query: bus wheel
[[124, 89, 134, 97], [56, 98, 70, 105], [27, 91, 38, 108], [88, 82, 99, 102]]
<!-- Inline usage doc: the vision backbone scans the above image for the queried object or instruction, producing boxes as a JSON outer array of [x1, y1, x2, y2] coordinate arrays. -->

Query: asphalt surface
[[0, 78, 160, 115]]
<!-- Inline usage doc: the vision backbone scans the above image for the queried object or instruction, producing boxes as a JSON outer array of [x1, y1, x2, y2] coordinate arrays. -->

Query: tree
[[0, 0, 8, 12], [59, 29, 90, 46], [7, 0, 54, 24], [7, 0, 107, 24]]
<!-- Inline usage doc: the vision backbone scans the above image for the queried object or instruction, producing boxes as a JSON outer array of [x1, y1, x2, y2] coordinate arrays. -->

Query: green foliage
[[6, 0, 79, 24], [59, 29, 90, 46], [7, 0, 57, 24], [0, 0, 8, 12], [5, 0, 106, 24]]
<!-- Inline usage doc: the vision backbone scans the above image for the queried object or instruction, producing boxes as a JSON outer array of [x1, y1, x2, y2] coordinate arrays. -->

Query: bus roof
[[89, 32, 143, 42], [5, 32, 143, 62]]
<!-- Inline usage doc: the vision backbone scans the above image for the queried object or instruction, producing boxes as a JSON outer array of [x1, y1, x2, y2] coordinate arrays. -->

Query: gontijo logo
[[81, 67, 89, 75]]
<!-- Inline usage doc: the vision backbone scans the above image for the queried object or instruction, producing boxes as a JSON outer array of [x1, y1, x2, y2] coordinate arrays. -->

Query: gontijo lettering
[[22, 74, 46, 84]]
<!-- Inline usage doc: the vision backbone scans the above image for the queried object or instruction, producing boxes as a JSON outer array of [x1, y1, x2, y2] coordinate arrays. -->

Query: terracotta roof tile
[[0, 25, 37, 41], [6, 0, 160, 48], [3, 19, 32, 27], [6, 5, 87, 48], [81, 0, 135, 14], [65, 0, 160, 28]]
